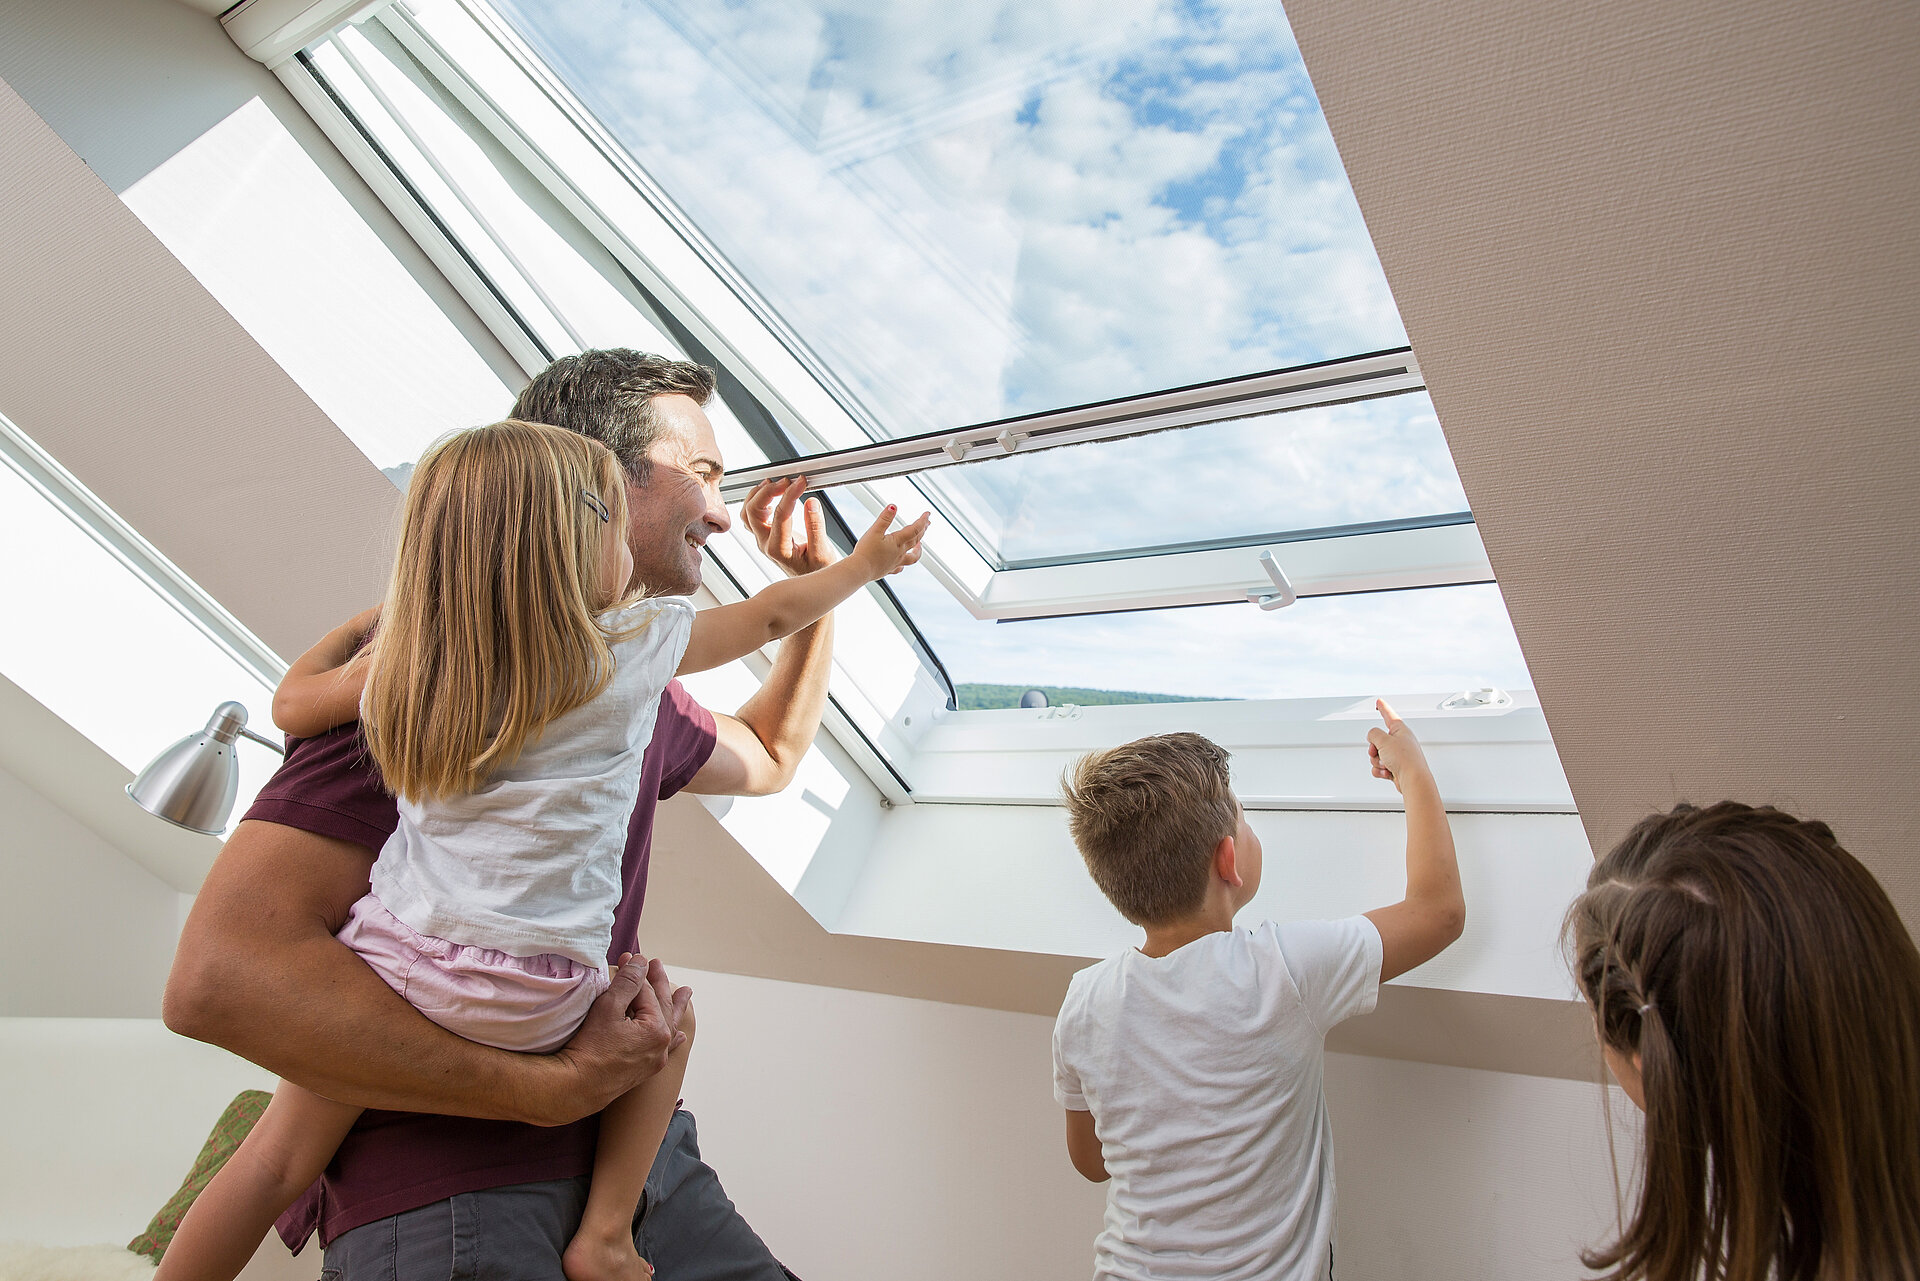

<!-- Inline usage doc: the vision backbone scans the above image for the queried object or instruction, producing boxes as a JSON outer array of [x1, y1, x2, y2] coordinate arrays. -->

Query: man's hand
[[691, 475, 842, 796], [741, 476, 837, 576], [545, 953, 692, 1127]]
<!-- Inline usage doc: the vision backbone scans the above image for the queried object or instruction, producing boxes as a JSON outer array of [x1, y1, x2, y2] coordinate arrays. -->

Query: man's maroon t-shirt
[[250, 682, 716, 1251]]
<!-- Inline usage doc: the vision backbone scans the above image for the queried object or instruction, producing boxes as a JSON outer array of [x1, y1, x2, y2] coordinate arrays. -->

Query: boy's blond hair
[[362, 420, 650, 802], [1063, 732, 1238, 925]]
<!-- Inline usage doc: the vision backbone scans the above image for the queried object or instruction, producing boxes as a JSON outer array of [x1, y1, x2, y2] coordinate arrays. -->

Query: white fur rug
[[0, 1243, 155, 1281]]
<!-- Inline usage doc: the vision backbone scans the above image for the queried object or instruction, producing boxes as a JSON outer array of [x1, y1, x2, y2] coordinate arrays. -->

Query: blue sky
[[499, 0, 1406, 428]]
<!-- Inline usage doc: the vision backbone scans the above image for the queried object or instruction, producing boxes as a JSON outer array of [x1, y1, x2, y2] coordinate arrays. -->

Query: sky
[[887, 571, 1533, 703], [921, 391, 1470, 566], [495, 0, 1408, 436]]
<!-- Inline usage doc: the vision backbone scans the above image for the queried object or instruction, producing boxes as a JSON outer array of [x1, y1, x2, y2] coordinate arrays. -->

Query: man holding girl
[[164, 349, 826, 1280]]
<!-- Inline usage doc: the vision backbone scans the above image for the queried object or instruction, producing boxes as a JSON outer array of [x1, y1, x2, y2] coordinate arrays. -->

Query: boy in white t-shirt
[[1052, 700, 1464, 1281]]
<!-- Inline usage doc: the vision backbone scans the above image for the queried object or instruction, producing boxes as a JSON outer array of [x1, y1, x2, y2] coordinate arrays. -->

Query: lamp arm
[[238, 726, 288, 756]]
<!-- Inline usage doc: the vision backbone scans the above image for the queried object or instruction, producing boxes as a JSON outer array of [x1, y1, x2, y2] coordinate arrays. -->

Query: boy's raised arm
[[1360, 699, 1466, 983]]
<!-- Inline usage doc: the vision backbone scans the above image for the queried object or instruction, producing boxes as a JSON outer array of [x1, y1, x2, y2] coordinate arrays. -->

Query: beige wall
[[0, 763, 180, 1019], [671, 965, 1629, 1281], [0, 1019, 311, 1280], [0, 978, 1632, 1281]]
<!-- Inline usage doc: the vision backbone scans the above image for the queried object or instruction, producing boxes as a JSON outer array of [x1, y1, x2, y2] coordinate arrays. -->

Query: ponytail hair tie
[[1638, 1002, 1655, 1017]]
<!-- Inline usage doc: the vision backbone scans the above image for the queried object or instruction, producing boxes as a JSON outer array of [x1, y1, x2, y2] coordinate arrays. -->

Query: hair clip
[[579, 487, 610, 524]]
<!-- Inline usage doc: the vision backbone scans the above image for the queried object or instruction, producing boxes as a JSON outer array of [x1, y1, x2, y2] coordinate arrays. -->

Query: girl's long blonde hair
[[363, 420, 646, 802]]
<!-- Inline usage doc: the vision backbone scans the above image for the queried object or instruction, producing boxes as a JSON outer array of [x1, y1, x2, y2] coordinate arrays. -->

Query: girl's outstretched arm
[[678, 504, 928, 676], [272, 606, 380, 738]]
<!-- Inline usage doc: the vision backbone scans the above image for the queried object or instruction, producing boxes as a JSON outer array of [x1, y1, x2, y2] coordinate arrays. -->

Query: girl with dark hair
[[1566, 801, 1920, 1281]]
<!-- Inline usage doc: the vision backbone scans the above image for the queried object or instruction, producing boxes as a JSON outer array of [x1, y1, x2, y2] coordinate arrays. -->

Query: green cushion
[[126, 1090, 274, 1264]]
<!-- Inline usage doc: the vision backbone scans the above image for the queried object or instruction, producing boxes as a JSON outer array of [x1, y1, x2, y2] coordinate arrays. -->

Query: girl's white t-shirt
[[368, 598, 696, 968], [1052, 917, 1383, 1281]]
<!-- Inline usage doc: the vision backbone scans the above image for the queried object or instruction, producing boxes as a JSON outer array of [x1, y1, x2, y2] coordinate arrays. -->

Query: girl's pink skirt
[[337, 894, 610, 1053]]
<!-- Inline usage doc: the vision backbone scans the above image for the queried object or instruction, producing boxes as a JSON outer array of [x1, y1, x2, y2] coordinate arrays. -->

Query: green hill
[[954, 683, 1228, 710]]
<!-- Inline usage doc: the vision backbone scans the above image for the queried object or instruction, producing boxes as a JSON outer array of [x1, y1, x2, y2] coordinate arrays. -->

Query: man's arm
[[1064, 1108, 1108, 1182], [165, 820, 685, 1127], [689, 477, 837, 798]]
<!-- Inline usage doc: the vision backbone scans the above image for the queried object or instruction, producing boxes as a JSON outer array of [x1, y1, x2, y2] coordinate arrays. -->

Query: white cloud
[[497, 0, 1407, 432]]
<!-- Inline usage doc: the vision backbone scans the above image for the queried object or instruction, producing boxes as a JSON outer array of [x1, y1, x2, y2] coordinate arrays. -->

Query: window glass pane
[[919, 390, 1468, 568], [311, 27, 774, 472], [0, 436, 279, 830], [491, 0, 1406, 439], [889, 573, 1531, 705], [118, 95, 512, 478]]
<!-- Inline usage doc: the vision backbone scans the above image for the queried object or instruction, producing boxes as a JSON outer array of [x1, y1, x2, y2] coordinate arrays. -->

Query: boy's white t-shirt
[[1052, 916, 1383, 1281], [368, 598, 696, 968]]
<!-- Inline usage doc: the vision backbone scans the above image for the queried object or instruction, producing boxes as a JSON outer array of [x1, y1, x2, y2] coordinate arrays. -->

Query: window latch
[[1247, 550, 1297, 610]]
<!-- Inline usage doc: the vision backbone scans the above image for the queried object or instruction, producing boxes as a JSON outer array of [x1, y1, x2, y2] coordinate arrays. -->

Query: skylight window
[[211, 1, 1591, 977], [889, 574, 1531, 705], [279, 0, 1545, 785], [490, 0, 1405, 438]]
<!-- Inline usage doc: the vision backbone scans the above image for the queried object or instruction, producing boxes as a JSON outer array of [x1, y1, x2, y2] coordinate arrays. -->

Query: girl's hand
[[1366, 698, 1433, 794], [849, 504, 931, 581]]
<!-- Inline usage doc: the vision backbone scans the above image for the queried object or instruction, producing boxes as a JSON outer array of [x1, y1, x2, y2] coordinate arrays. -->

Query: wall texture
[[0, 764, 180, 1019], [0, 1019, 309, 1280], [0, 985, 1633, 1281]]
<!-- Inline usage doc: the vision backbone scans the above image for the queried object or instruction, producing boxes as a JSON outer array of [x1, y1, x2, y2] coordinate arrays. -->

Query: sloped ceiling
[[0, 75, 396, 663], [0, 673, 219, 892], [1285, 0, 1920, 933]]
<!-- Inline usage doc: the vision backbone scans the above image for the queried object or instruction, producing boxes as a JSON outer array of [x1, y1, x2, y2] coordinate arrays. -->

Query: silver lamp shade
[[126, 701, 283, 836]]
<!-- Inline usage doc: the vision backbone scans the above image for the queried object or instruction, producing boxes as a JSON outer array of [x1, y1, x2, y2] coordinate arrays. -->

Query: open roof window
[[277, 0, 1535, 765]]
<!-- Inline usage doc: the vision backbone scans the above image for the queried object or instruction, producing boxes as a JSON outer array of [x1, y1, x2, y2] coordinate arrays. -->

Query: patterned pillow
[[126, 1090, 274, 1263]]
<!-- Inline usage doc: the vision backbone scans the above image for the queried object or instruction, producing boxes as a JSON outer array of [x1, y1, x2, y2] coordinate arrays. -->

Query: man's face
[[625, 393, 731, 596]]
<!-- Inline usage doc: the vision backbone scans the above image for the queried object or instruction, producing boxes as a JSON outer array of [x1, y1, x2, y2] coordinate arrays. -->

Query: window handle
[[1247, 550, 1297, 610]]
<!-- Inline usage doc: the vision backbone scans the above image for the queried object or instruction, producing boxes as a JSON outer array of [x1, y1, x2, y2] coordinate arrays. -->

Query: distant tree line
[[953, 683, 1226, 710]]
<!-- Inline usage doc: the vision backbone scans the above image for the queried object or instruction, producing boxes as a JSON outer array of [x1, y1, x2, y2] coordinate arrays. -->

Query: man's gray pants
[[320, 1110, 796, 1281]]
